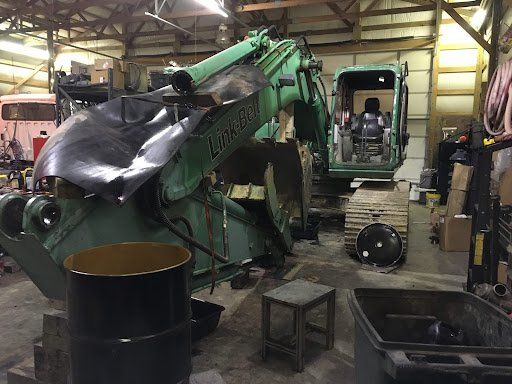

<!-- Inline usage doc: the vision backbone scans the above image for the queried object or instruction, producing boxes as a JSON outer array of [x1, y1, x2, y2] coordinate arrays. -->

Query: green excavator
[[0, 28, 409, 300]]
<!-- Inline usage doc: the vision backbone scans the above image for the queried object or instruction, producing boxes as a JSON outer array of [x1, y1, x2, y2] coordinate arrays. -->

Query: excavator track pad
[[344, 181, 410, 259]]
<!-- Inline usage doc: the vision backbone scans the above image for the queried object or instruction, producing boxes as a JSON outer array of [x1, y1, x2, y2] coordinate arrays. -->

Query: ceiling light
[[0, 40, 49, 60], [194, 0, 228, 18], [471, 8, 486, 29], [216, 23, 231, 48]]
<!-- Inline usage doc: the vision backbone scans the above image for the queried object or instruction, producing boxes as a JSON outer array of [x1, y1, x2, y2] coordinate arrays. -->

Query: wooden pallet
[[344, 181, 410, 257]]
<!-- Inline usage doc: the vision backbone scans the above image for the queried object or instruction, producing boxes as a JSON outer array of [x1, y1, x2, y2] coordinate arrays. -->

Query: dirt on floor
[[0, 203, 467, 384]]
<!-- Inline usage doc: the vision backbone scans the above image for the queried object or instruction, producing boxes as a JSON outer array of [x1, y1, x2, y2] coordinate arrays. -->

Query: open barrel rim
[[63, 242, 191, 277]]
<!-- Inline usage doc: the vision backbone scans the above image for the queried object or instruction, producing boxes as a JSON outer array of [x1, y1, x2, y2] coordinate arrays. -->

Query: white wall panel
[[394, 158, 425, 183], [355, 52, 398, 65], [439, 49, 478, 67], [289, 3, 335, 17], [0, 84, 47, 95], [316, 54, 355, 74], [288, 20, 344, 31], [408, 119, 428, 138], [438, 73, 476, 90], [401, 50, 432, 70], [407, 137, 427, 158], [407, 70, 431, 93], [362, 27, 434, 40], [437, 95, 474, 114], [408, 93, 430, 118]]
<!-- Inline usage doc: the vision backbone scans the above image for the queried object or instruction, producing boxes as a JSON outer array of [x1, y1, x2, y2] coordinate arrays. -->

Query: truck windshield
[[2, 103, 55, 121]]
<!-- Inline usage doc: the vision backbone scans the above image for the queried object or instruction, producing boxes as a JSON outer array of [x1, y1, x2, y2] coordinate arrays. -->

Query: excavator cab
[[329, 63, 409, 179]]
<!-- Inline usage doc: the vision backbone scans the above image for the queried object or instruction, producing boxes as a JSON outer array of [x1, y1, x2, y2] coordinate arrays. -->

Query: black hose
[[172, 216, 195, 259], [317, 77, 331, 123], [266, 25, 283, 41], [296, 36, 313, 58], [154, 186, 229, 264]]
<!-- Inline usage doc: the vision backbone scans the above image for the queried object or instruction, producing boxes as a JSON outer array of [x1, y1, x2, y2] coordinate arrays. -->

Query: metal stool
[[261, 279, 336, 372]]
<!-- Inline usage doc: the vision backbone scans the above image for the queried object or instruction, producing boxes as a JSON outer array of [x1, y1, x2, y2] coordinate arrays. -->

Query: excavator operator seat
[[354, 98, 385, 141], [352, 97, 390, 161]]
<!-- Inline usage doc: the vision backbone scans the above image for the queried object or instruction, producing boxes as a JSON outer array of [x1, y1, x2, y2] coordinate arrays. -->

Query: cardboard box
[[439, 215, 472, 252], [451, 163, 474, 191], [499, 168, 512, 206], [124, 64, 148, 92], [431, 210, 441, 227], [71, 61, 94, 75], [94, 58, 121, 71], [120, 60, 130, 73], [91, 69, 125, 89], [498, 261, 508, 285], [446, 189, 467, 216]]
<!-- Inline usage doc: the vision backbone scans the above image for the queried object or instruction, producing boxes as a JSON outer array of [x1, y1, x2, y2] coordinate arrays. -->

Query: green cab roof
[[334, 63, 402, 79]]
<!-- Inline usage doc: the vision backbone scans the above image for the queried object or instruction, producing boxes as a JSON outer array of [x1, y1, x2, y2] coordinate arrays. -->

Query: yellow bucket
[[426, 192, 441, 208]]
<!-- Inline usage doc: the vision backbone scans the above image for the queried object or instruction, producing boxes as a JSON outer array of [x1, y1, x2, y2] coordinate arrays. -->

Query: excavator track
[[344, 181, 410, 258]]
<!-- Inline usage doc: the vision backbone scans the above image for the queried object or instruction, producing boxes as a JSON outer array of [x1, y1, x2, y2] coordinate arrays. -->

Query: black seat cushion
[[365, 97, 380, 114], [353, 98, 384, 141]]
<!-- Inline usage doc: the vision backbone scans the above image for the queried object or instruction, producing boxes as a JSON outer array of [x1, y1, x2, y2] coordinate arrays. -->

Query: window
[[1, 103, 56, 121]]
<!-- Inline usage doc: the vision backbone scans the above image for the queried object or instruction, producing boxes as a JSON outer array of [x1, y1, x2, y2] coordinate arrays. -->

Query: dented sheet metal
[[34, 65, 271, 204]]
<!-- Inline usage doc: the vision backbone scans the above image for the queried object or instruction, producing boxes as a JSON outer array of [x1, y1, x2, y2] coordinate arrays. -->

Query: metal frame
[[261, 286, 335, 372], [467, 127, 512, 290], [54, 68, 128, 126]]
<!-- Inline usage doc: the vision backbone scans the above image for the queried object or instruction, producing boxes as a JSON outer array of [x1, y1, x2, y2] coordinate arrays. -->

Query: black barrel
[[64, 242, 192, 384]]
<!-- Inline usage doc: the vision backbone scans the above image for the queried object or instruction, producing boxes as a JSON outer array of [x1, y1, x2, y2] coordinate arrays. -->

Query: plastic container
[[409, 185, 420, 201], [426, 192, 441, 208], [348, 288, 512, 384], [191, 298, 225, 342], [419, 169, 437, 189]]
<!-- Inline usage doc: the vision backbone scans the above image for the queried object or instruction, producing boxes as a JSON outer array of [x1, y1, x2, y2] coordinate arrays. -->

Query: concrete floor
[[0, 203, 467, 384]]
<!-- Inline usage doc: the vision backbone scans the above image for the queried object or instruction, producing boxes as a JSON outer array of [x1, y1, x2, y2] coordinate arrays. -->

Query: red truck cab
[[0, 94, 57, 162]]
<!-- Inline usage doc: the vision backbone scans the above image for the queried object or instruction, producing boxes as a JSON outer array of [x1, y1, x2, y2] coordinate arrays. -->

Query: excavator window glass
[[333, 69, 397, 166]]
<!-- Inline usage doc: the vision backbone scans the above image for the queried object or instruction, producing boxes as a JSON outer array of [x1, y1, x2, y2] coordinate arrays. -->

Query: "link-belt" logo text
[[207, 98, 260, 160]]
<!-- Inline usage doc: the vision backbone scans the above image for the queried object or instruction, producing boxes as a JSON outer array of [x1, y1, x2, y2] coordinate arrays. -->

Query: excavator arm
[[0, 29, 329, 299]]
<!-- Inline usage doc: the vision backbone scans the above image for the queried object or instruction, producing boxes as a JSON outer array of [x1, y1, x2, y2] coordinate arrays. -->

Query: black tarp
[[35, 65, 271, 204]]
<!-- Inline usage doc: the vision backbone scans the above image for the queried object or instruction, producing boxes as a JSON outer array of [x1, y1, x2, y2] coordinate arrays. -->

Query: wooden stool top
[[263, 279, 335, 307]]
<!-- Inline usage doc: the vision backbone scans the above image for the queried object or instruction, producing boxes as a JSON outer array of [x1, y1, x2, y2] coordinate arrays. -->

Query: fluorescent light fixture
[[216, 23, 231, 48], [194, 0, 228, 18], [471, 8, 486, 29], [0, 40, 49, 60]]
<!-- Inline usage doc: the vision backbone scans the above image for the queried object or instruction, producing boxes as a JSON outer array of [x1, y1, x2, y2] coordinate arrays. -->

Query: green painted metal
[[0, 29, 327, 300], [327, 64, 405, 176], [166, 30, 270, 94], [0, 32, 408, 301]]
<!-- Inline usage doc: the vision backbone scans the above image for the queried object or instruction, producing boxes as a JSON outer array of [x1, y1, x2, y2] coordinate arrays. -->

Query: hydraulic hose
[[484, 59, 512, 136], [155, 186, 229, 264], [317, 78, 331, 123], [212, 190, 230, 262]]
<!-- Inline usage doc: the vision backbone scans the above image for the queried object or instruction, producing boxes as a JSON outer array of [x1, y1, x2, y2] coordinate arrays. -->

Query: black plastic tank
[[348, 288, 512, 384], [64, 242, 192, 384]]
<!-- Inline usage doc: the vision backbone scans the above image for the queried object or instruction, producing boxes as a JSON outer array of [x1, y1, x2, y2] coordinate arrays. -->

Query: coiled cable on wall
[[484, 60, 512, 136]]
